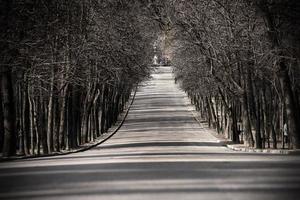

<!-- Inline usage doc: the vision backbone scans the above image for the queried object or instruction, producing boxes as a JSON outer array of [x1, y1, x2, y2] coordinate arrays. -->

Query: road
[[0, 66, 300, 200]]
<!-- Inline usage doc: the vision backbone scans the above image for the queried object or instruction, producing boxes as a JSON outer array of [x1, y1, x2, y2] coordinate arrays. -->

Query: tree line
[[0, 0, 158, 157], [163, 0, 300, 149], [1, 0, 299, 157]]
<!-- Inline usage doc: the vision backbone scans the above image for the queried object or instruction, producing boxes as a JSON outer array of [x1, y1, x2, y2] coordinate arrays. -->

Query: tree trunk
[[0, 86, 4, 153], [1, 71, 17, 157], [255, 92, 262, 149], [231, 103, 239, 143], [22, 85, 30, 155], [46, 67, 54, 153], [101, 84, 108, 133], [32, 97, 40, 154], [58, 85, 68, 151], [242, 91, 254, 147], [278, 61, 300, 149]]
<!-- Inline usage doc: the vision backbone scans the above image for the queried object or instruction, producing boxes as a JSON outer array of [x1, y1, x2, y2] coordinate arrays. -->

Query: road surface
[[0, 66, 300, 200]]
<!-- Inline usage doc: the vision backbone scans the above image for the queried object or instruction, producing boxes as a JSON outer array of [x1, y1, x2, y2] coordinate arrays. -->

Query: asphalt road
[[1, 66, 300, 200]]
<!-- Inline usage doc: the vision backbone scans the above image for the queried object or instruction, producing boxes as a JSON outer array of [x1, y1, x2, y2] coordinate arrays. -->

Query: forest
[[1, 0, 300, 157], [165, 0, 300, 149], [0, 0, 159, 157]]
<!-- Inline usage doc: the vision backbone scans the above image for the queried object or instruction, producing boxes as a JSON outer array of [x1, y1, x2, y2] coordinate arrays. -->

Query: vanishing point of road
[[0, 66, 300, 200]]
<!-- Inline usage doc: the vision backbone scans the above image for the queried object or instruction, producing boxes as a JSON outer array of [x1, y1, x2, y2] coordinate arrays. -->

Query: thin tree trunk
[[46, 67, 54, 153], [101, 84, 108, 134], [58, 86, 68, 151], [32, 97, 40, 155], [255, 92, 262, 149], [0, 85, 4, 153], [28, 91, 35, 155], [278, 61, 300, 149]]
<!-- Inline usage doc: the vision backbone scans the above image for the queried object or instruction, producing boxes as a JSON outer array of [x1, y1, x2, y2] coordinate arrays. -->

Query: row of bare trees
[[164, 0, 300, 149], [0, 0, 158, 157]]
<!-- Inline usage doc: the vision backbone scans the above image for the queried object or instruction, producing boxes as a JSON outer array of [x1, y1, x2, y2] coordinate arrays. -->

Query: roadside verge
[[227, 144, 300, 155]]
